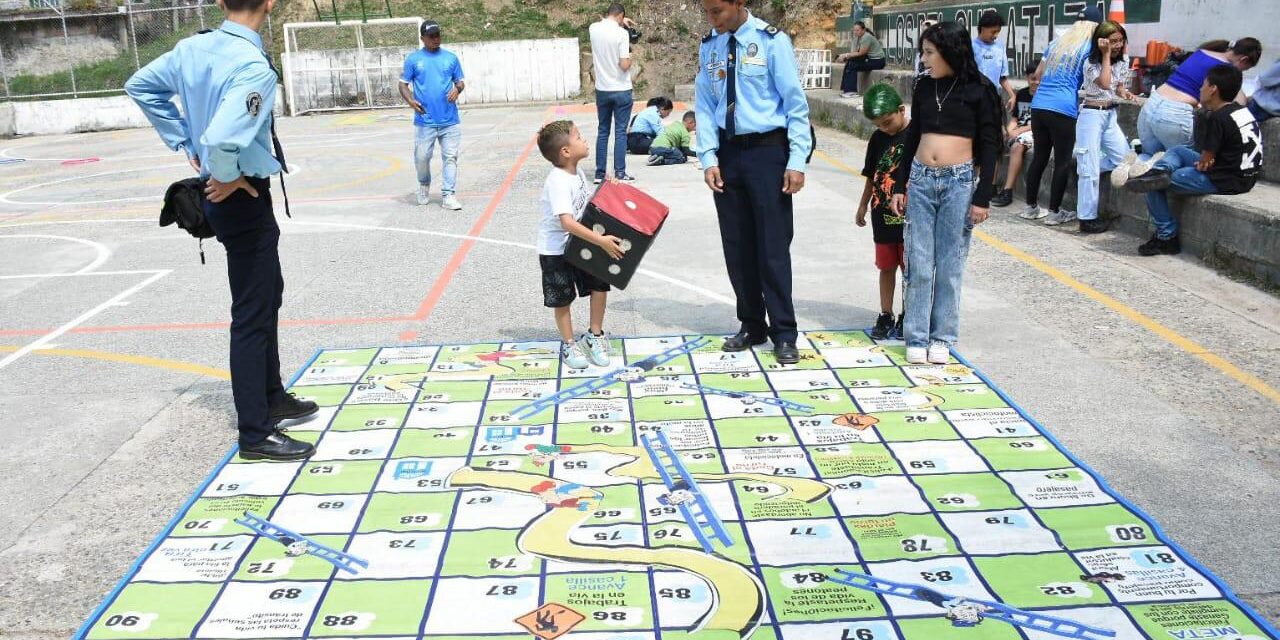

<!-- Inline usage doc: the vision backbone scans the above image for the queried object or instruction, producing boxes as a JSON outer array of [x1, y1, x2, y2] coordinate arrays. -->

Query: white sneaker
[[561, 340, 590, 370], [1110, 162, 1132, 189], [441, 194, 462, 211], [580, 331, 611, 367], [841, 91, 859, 99], [905, 347, 928, 364], [416, 185, 430, 206], [1043, 209, 1077, 226], [1128, 151, 1165, 180], [927, 342, 950, 364], [1017, 204, 1048, 220]]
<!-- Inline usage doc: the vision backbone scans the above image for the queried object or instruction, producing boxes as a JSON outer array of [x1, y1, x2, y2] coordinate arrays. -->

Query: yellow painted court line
[[815, 149, 1280, 405], [0, 345, 230, 380]]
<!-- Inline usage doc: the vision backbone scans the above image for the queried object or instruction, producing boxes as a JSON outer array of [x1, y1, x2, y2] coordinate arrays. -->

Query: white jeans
[[1074, 107, 1129, 221]]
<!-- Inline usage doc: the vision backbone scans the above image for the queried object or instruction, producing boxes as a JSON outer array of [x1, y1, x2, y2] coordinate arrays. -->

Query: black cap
[[420, 20, 441, 36], [1079, 6, 1104, 22]]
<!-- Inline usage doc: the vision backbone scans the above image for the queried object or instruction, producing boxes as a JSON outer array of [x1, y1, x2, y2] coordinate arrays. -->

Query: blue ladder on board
[[236, 511, 369, 575], [510, 337, 711, 420], [641, 429, 733, 553], [828, 569, 1115, 639]]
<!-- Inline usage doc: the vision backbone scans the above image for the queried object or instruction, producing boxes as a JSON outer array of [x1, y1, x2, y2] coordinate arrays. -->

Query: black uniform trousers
[[712, 130, 798, 344], [203, 176, 285, 446]]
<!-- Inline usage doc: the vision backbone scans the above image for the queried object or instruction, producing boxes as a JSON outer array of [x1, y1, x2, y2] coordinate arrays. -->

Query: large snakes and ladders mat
[[76, 332, 1279, 640]]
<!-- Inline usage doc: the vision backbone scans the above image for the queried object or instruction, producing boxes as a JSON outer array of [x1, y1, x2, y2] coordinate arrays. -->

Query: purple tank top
[[1167, 50, 1230, 97]]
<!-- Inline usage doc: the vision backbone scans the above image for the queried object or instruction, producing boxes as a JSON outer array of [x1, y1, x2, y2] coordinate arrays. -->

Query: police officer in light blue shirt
[[695, 0, 811, 365], [126, 0, 317, 461]]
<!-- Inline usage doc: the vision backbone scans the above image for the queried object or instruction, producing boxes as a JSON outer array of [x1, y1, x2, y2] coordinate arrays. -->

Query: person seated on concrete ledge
[[628, 96, 672, 155], [990, 60, 1040, 208], [1125, 65, 1262, 256], [647, 111, 697, 166], [837, 21, 886, 98], [1247, 60, 1280, 123]]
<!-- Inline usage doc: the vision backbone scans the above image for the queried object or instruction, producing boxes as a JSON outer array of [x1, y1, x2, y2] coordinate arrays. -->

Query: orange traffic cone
[[1109, 0, 1126, 23]]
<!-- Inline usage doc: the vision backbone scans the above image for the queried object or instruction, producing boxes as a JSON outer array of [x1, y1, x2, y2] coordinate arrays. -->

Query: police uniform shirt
[[694, 12, 812, 174], [125, 20, 280, 184]]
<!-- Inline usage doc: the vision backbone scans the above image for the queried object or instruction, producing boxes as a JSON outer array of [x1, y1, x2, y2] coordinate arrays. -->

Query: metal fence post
[[60, 10, 76, 98], [129, 6, 140, 70]]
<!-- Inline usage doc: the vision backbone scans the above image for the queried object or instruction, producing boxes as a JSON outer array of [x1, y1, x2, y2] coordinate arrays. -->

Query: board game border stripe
[[950, 348, 1280, 637], [71, 334, 1280, 638], [71, 348, 326, 640]]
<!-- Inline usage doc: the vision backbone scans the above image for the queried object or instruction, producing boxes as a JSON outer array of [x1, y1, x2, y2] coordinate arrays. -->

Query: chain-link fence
[[0, 0, 272, 101]]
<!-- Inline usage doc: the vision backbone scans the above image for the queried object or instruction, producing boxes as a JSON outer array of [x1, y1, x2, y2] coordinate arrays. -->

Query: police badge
[[747, 43, 759, 58], [246, 92, 262, 117]]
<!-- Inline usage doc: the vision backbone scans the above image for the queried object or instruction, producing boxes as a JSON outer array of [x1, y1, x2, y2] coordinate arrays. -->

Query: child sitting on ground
[[628, 97, 672, 155], [535, 120, 627, 368], [856, 84, 910, 340], [1125, 65, 1262, 256], [646, 111, 697, 166], [990, 60, 1039, 207]]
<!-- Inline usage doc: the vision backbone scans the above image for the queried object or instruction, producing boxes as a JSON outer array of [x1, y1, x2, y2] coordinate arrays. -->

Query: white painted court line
[[0, 234, 111, 275], [0, 269, 171, 370], [0, 162, 305, 207], [0, 269, 161, 281]]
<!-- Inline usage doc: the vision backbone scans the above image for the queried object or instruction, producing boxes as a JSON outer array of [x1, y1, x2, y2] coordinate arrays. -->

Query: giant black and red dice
[[566, 182, 670, 289]]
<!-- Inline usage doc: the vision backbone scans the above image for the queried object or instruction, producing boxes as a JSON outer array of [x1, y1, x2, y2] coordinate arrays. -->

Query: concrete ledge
[[2, 85, 286, 138], [809, 76, 1280, 288]]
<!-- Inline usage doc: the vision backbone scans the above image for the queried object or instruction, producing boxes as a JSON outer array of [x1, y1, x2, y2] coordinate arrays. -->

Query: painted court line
[[814, 149, 1280, 406], [0, 269, 170, 370], [0, 233, 111, 276], [0, 344, 230, 379]]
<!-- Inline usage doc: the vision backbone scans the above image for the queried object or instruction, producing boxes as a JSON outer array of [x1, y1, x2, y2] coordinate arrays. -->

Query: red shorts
[[875, 242, 905, 271]]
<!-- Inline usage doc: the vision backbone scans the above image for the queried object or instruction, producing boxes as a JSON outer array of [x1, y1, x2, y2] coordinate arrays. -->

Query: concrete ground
[[0, 103, 1277, 637]]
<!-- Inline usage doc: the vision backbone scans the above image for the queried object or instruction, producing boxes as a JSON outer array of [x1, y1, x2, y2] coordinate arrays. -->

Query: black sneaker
[[615, 172, 636, 182], [869, 312, 894, 339], [269, 392, 319, 424], [1124, 168, 1172, 193], [593, 174, 605, 185], [1137, 234, 1181, 256], [1078, 218, 1109, 234], [892, 314, 904, 339], [240, 430, 315, 461], [990, 188, 1014, 207]]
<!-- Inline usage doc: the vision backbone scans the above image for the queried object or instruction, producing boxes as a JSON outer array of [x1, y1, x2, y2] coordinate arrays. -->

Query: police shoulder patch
[[246, 92, 263, 117], [762, 24, 780, 37]]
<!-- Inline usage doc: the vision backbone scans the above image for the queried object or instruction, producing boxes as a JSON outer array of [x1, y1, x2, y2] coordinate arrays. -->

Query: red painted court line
[[397, 134, 539, 342]]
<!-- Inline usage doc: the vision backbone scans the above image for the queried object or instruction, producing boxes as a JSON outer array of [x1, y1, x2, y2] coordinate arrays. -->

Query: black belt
[[1081, 103, 1115, 111], [719, 128, 788, 148]]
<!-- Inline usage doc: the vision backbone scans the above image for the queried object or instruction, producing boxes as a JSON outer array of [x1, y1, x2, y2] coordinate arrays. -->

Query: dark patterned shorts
[[540, 254, 610, 308]]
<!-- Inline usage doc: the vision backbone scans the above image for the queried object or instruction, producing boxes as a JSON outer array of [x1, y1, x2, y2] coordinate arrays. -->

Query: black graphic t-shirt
[[1194, 102, 1262, 195], [1014, 87, 1033, 126], [861, 127, 908, 244]]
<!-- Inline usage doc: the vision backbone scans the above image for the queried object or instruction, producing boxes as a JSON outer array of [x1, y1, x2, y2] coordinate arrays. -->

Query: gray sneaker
[[441, 194, 462, 210], [1043, 209, 1077, 226], [416, 185, 430, 206], [580, 332, 611, 367], [1017, 204, 1048, 220], [561, 340, 590, 370]]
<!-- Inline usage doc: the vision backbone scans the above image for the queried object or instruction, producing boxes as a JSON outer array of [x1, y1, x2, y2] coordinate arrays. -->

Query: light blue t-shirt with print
[[401, 47, 464, 127], [1031, 40, 1089, 118], [972, 37, 1009, 88]]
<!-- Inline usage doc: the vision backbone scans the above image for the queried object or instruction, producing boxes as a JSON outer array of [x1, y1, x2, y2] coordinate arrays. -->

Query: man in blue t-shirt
[[399, 20, 466, 210]]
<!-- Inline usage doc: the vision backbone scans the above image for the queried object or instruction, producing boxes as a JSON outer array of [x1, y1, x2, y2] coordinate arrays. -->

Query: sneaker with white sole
[[1043, 209, 1077, 226], [441, 194, 462, 210], [905, 346, 928, 364], [1109, 152, 1137, 188], [1128, 151, 1165, 180], [1017, 204, 1048, 220], [647, 154, 663, 166], [416, 185, 430, 206], [580, 332, 611, 367], [841, 91, 858, 99], [927, 342, 950, 364], [561, 340, 590, 370]]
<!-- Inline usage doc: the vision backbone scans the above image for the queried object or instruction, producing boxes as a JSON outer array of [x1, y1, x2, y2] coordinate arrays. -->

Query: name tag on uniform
[[742, 56, 767, 66], [706, 60, 726, 72]]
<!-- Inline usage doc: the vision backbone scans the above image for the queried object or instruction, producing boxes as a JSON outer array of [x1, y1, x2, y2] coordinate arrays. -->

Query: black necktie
[[262, 52, 291, 218], [725, 34, 738, 138]]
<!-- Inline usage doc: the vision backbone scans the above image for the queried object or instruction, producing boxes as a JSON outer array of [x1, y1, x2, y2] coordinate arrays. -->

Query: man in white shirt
[[589, 3, 636, 183]]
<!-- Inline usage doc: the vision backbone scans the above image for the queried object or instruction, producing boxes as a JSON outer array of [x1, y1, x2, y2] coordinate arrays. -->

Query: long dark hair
[[920, 21, 986, 86], [1088, 21, 1127, 64]]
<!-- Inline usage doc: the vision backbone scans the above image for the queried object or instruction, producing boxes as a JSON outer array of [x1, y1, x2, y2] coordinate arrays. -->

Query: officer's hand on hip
[[205, 176, 259, 203], [782, 170, 805, 195], [704, 167, 724, 193]]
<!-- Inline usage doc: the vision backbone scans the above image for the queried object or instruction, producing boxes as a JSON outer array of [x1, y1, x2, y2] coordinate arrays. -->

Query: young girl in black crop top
[[887, 21, 1003, 365]]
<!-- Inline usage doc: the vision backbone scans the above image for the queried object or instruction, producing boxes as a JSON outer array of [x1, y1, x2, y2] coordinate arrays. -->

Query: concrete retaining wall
[[813, 65, 1280, 287], [0, 87, 285, 138]]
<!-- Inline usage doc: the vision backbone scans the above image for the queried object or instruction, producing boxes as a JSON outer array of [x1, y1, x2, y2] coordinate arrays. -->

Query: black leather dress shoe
[[774, 341, 800, 365], [723, 330, 767, 352], [240, 431, 316, 461], [270, 392, 319, 423]]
